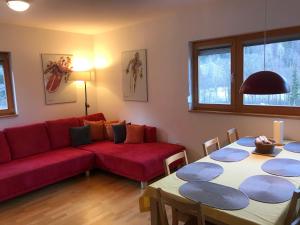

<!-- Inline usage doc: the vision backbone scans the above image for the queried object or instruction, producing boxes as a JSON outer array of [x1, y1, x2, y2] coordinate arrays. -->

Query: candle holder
[[273, 121, 284, 145]]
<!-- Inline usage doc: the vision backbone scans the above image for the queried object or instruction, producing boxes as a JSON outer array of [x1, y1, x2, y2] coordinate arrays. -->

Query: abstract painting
[[122, 49, 148, 101], [41, 54, 76, 104]]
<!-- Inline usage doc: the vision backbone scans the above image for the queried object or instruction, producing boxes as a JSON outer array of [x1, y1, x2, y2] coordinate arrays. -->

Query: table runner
[[252, 147, 282, 157]]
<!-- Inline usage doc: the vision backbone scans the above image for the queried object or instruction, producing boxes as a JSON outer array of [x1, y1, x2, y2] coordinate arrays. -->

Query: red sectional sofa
[[80, 141, 184, 184], [0, 113, 185, 202]]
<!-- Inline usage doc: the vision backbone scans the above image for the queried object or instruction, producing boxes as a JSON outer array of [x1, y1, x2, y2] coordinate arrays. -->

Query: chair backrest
[[285, 189, 300, 225], [164, 151, 188, 175], [157, 188, 205, 225], [202, 137, 220, 156], [227, 128, 239, 144]]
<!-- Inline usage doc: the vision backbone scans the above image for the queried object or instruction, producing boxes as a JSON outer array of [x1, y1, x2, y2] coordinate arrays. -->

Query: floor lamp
[[70, 71, 92, 116]]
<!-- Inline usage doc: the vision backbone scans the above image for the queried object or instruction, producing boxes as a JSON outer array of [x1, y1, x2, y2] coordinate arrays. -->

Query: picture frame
[[41, 53, 76, 105], [122, 49, 148, 102]]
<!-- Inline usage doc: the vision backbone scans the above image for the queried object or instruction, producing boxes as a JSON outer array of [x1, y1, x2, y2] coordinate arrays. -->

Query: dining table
[[139, 139, 300, 225]]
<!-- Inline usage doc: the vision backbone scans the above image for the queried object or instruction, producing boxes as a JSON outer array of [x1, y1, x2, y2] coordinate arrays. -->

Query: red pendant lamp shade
[[239, 0, 291, 96], [240, 71, 290, 95]]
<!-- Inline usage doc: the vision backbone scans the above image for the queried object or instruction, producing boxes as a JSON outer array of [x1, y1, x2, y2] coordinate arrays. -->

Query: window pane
[[243, 39, 300, 106], [198, 47, 231, 104], [0, 64, 8, 110]]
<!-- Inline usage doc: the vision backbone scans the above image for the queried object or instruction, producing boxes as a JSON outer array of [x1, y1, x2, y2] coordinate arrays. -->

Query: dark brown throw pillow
[[112, 124, 126, 144], [104, 120, 120, 140], [69, 125, 91, 147]]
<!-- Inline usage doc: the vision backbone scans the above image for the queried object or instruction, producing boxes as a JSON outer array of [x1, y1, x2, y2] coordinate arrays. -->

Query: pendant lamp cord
[[263, 0, 268, 71]]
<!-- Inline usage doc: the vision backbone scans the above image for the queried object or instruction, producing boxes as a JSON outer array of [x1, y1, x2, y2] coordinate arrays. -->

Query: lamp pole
[[84, 81, 90, 116], [70, 70, 91, 116]]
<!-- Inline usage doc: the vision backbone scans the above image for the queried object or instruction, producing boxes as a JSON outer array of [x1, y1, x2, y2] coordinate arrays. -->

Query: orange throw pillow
[[83, 120, 105, 141], [125, 124, 144, 144], [104, 120, 125, 141]]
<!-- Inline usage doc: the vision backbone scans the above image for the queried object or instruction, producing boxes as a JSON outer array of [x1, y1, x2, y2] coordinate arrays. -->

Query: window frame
[[191, 37, 237, 112], [190, 26, 300, 117], [0, 53, 16, 117]]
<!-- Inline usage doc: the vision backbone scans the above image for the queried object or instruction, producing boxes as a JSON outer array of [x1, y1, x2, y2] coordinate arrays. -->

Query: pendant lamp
[[239, 0, 290, 95]]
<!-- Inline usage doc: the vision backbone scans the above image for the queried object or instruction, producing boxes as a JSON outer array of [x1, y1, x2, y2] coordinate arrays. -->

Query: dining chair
[[157, 188, 205, 225], [285, 189, 300, 225], [227, 128, 239, 144], [202, 137, 220, 156], [164, 151, 188, 176]]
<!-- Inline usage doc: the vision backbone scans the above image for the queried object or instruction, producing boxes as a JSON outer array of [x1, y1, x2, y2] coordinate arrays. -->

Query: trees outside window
[[0, 53, 16, 117]]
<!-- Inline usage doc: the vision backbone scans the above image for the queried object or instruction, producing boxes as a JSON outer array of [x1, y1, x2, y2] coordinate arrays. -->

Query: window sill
[[0, 113, 18, 119], [188, 109, 300, 119]]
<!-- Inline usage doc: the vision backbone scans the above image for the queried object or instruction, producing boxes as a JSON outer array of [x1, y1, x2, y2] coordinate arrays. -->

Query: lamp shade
[[69, 71, 92, 82], [240, 71, 290, 95]]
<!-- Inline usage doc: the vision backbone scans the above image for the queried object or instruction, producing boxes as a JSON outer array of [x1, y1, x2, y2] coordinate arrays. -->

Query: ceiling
[[0, 0, 209, 34]]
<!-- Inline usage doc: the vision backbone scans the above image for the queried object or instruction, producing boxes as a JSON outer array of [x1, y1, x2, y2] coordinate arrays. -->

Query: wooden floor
[[0, 171, 152, 225]]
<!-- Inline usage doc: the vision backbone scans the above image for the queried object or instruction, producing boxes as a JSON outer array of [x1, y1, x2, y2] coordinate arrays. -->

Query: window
[[243, 39, 300, 107], [198, 47, 231, 105], [0, 65, 7, 110], [190, 26, 300, 116], [0, 53, 16, 116]]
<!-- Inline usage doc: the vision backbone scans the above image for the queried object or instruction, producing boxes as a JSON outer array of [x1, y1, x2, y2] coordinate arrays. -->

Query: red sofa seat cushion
[[46, 118, 80, 149], [78, 113, 106, 126], [80, 141, 185, 182], [0, 131, 11, 163], [4, 123, 51, 159], [0, 147, 94, 202]]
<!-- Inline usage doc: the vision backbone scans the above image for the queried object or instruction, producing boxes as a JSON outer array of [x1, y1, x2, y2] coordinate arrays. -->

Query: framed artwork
[[41, 54, 76, 105], [122, 49, 148, 101]]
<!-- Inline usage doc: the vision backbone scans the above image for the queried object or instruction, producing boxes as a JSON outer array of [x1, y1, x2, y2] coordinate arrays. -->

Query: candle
[[273, 121, 284, 145]]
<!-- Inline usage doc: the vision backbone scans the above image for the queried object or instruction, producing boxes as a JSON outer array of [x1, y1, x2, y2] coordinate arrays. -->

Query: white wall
[[94, 0, 300, 160], [0, 23, 97, 129]]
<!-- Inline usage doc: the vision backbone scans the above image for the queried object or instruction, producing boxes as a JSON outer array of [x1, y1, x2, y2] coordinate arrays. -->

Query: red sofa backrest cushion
[[4, 123, 51, 159], [0, 131, 11, 163], [46, 118, 80, 149], [78, 113, 106, 126], [144, 126, 157, 143]]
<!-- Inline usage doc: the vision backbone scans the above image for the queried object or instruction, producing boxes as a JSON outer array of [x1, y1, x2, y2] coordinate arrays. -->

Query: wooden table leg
[[150, 197, 161, 225]]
